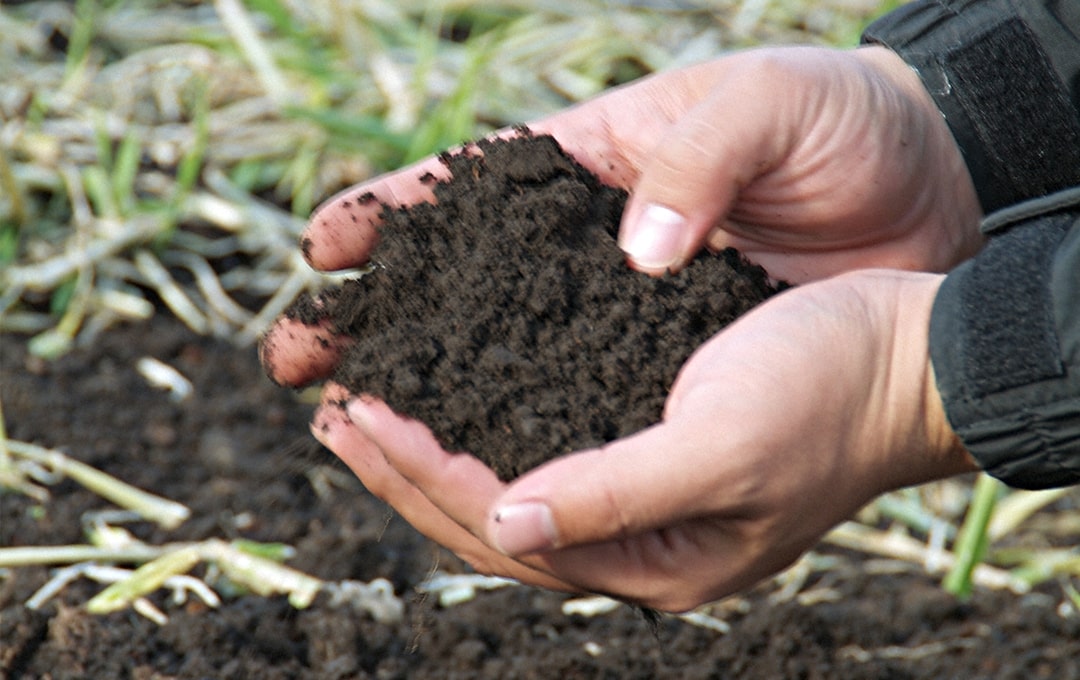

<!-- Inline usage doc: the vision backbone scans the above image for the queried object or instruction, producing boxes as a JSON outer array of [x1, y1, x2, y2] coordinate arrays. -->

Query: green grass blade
[[943, 474, 1004, 599], [86, 546, 202, 614]]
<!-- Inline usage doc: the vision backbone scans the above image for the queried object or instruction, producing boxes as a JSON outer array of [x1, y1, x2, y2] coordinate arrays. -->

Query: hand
[[262, 44, 983, 387], [260, 44, 985, 609], [309, 270, 978, 611]]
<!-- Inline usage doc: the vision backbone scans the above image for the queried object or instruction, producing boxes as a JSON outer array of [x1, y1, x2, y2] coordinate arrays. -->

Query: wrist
[[902, 272, 981, 486], [844, 270, 979, 492]]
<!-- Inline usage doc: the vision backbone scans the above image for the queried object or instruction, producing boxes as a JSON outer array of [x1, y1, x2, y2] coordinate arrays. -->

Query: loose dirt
[[285, 132, 781, 480], [3, 318, 1080, 678]]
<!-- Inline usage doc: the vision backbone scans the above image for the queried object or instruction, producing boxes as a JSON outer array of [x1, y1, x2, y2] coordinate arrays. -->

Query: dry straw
[[6, 0, 831, 352]]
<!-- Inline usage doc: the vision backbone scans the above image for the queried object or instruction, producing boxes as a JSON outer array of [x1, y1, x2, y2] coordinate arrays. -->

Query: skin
[[261, 45, 984, 612]]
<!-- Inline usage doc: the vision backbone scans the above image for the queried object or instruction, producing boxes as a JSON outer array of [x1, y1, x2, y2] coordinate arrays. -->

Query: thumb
[[618, 64, 791, 274], [486, 414, 725, 556]]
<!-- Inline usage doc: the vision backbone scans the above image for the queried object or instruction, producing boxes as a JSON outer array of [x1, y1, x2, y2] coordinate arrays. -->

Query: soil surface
[[285, 133, 781, 480], [4, 317, 1080, 679], [4, 133, 1080, 679]]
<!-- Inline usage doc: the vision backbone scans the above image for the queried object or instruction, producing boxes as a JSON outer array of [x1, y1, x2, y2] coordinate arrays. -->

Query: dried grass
[[0, 0, 884, 350]]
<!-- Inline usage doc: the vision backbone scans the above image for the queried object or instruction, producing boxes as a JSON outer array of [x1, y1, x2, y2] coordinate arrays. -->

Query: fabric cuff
[[863, 1, 1080, 213], [930, 192, 1080, 489]]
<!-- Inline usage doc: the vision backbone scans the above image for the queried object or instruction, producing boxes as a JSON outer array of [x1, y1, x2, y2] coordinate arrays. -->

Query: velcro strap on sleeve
[[863, 1, 1080, 213], [930, 196, 1080, 489]]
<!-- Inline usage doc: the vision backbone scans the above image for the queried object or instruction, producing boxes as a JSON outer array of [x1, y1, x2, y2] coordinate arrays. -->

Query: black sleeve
[[862, 0, 1080, 213], [930, 192, 1080, 489], [862, 1, 1080, 489]]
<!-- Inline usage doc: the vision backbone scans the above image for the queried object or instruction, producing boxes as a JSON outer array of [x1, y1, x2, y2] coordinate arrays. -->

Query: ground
[[3, 316, 1080, 679], [6, 131, 1080, 680], [6, 2, 1080, 677]]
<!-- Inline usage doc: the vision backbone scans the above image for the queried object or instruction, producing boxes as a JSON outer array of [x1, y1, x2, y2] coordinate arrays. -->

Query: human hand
[[299, 45, 981, 280], [259, 44, 984, 608], [262, 44, 982, 387], [308, 270, 979, 611]]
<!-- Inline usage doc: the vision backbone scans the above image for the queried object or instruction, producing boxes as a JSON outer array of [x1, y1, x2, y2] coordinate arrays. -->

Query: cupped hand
[[261, 43, 985, 608], [262, 44, 982, 388], [309, 270, 979, 611]]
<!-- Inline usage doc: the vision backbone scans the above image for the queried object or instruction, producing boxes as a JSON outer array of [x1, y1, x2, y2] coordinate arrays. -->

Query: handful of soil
[[286, 132, 782, 481]]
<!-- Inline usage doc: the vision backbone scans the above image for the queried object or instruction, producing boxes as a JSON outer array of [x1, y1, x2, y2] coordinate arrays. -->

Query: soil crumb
[[286, 132, 782, 480]]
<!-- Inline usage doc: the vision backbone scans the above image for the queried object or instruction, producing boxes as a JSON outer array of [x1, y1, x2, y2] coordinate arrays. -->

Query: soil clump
[[286, 132, 781, 479]]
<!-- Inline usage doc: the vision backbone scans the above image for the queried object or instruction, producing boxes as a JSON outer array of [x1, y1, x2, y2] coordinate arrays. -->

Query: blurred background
[[0, 0, 894, 356]]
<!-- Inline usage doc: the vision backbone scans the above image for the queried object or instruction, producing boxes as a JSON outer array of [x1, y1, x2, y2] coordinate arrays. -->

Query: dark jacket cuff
[[930, 190, 1080, 489], [862, 0, 1080, 214]]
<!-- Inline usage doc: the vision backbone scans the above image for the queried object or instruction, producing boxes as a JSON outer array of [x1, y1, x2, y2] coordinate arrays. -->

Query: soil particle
[[287, 132, 782, 480]]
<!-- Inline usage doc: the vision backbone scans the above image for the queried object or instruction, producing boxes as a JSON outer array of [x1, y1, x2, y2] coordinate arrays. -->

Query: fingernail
[[492, 502, 558, 556], [620, 203, 685, 271], [346, 396, 378, 432]]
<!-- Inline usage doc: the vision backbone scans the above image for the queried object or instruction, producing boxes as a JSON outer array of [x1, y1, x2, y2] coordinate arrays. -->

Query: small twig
[[161, 251, 253, 327], [839, 638, 983, 663], [0, 544, 169, 569], [988, 487, 1073, 542], [133, 248, 209, 334], [28, 256, 95, 359], [136, 357, 194, 403], [874, 491, 957, 541], [200, 539, 322, 608], [214, 0, 292, 105], [0, 143, 28, 224], [87, 545, 203, 614], [7, 534, 405, 624], [417, 570, 518, 608], [825, 521, 1027, 593], [2, 215, 162, 291]]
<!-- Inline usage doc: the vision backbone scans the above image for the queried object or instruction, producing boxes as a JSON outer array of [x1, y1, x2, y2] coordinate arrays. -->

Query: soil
[[285, 133, 782, 480], [4, 317, 1080, 679], [4, 133, 1080, 678]]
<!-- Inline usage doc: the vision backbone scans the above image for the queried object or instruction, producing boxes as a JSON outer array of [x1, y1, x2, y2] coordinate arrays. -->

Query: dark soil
[[4, 133, 1079, 679], [286, 133, 781, 480], [4, 318, 1080, 679]]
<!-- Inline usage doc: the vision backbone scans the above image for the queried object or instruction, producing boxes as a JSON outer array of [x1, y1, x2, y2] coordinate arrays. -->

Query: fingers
[[259, 316, 348, 387], [348, 394, 717, 557], [485, 415, 730, 557], [302, 118, 631, 273], [479, 413, 791, 611], [301, 60, 727, 273], [302, 156, 450, 272], [344, 391, 738, 604], [617, 53, 792, 274], [345, 396, 506, 531], [314, 385, 573, 590]]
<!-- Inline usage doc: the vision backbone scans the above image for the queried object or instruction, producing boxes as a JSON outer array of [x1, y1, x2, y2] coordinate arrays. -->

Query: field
[[3, 1, 1080, 678]]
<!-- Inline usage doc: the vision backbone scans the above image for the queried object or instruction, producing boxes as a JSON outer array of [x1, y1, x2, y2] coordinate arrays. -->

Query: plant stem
[[943, 474, 1003, 599], [5, 439, 191, 529], [0, 544, 170, 568]]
